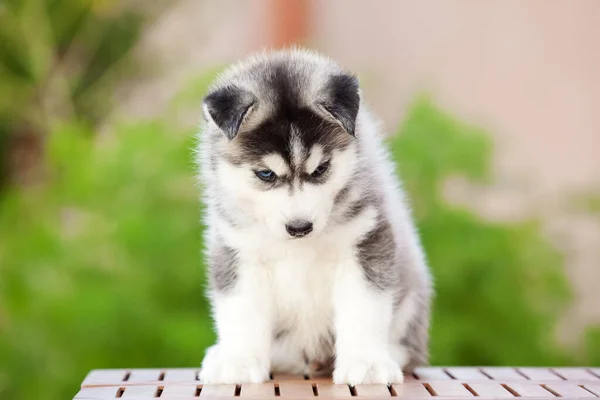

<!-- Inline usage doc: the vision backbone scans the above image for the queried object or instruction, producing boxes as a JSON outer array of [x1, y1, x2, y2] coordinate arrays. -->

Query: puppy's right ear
[[202, 86, 257, 140]]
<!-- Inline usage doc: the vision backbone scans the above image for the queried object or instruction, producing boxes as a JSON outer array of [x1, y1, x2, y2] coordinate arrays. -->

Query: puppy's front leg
[[200, 265, 272, 384], [333, 260, 403, 385]]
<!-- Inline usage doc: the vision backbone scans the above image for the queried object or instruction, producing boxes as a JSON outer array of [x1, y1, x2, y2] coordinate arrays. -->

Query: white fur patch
[[290, 125, 305, 168], [262, 154, 289, 177], [305, 145, 325, 174]]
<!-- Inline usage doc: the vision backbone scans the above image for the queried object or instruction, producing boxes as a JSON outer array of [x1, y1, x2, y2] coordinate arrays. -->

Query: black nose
[[285, 220, 313, 237]]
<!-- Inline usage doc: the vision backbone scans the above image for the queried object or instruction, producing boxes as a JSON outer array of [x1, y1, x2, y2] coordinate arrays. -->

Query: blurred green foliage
[[2, 75, 598, 398], [0, 0, 146, 187], [0, 118, 215, 399]]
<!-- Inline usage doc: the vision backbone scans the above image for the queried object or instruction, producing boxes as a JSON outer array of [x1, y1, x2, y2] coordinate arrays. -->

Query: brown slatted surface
[[413, 367, 453, 380], [553, 367, 600, 381], [481, 367, 527, 381], [278, 382, 315, 397], [586, 384, 600, 397], [518, 367, 564, 381], [467, 382, 513, 398], [545, 382, 598, 398], [445, 367, 489, 380], [353, 384, 391, 397], [427, 381, 474, 397], [507, 383, 556, 398], [160, 385, 198, 397], [314, 383, 352, 397], [199, 384, 236, 397], [163, 369, 199, 382], [239, 383, 274, 398], [127, 369, 164, 383], [81, 370, 130, 387], [119, 385, 158, 398], [74, 386, 122, 399], [392, 382, 433, 398], [75, 367, 600, 399]]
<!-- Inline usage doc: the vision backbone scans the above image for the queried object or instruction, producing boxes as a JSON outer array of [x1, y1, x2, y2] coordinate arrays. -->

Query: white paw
[[333, 354, 403, 385], [199, 345, 270, 384]]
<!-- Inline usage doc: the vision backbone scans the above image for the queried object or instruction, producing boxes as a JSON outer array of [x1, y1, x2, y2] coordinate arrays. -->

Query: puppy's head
[[202, 50, 360, 240]]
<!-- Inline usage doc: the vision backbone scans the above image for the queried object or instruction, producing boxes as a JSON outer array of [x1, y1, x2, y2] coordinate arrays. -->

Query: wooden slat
[[200, 385, 235, 397], [74, 386, 121, 399], [163, 369, 198, 382], [428, 381, 474, 397], [315, 383, 352, 397], [199, 384, 237, 397], [414, 367, 453, 380], [468, 382, 514, 398], [240, 382, 275, 397], [553, 368, 600, 381], [518, 367, 563, 381], [81, 370, 128, 386], [481, 367, 527, 381], [392, 382, 432, 398], [161, 385, 198, 397], [278, 382, 314, 397], [583, 383, 600, 397], [545, 383, 597, 398], [353, 384, 391, 397], [506, 383, 556, 398], [584, 383, 600, 397], [446, 367, 489, 380], [127, 369, 163, 383], [121, 385, 158, 398]]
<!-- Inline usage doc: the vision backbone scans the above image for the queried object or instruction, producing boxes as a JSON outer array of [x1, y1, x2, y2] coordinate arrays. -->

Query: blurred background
[[1, 0, 599, 399]]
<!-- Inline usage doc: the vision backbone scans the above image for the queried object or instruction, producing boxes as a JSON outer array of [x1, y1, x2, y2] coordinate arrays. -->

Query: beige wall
[[121, 0, 600, 339]]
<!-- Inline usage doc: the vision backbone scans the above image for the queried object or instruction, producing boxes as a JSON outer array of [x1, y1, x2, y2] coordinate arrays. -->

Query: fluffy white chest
[[218, 206, 380, 369], [262, 241, 341, 369], [268, 245, 335, 329]]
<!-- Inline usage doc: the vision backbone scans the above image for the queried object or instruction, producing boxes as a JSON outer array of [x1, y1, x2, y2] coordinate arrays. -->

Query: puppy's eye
[[311, 160, 330, 177], [255, 169, 277, 182]]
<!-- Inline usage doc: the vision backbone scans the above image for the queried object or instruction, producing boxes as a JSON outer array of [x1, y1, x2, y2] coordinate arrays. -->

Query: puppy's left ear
[[318, 74, 360, 136], [202, 85, 257, 140]]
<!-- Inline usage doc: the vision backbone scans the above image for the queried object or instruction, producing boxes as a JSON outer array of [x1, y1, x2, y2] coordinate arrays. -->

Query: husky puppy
[[197, 49, 432, 385]]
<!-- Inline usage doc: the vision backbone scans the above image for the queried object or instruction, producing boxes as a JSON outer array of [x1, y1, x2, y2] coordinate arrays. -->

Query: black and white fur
[[197, 49, 432, 385]]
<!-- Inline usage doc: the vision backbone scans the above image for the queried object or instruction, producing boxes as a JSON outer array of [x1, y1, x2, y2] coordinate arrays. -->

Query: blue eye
[[255, 169, 276, 182]]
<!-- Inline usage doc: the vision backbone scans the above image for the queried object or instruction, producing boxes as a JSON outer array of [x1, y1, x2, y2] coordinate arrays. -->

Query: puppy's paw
[[333, 354, 403, 385], [199, 345, 270, 384]]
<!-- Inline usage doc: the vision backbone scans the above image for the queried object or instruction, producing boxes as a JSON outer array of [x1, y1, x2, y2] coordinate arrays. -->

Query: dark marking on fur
[[400, 290, 430, 372], [334, 185, 351, 206], [208, 244, 239, 292], [274, 327, 289, 340], [342, 198, 370, 222], [356, 217, 398, 290], [204, 86, 256, 140], [319, 74, 360, 136], [206, 63, 354, 190]]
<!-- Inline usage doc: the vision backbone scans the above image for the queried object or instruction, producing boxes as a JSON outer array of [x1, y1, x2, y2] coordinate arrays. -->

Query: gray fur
[[401, 291, 431, 372], [356, 217, 399, 290], [208, 243, 238, 292]]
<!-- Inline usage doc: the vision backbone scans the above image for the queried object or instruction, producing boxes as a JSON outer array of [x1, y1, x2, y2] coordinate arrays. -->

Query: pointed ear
[[318, 74, 360, 136], [202, 86, 257, 140]]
